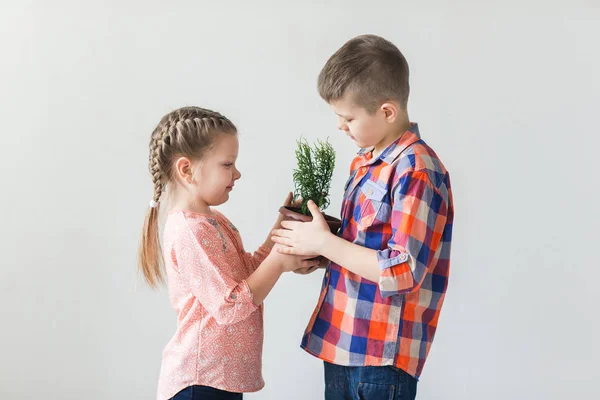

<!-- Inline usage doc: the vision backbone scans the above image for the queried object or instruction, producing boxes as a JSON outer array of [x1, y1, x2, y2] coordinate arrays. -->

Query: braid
[[139, 106, 237, 289], [148, 125, 170, 204], [146, 107, 236, 206], [177, 114, 233, 134]]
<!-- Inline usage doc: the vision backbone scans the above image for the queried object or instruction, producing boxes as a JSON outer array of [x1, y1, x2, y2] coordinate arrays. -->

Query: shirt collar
[[358, 123, 421, 165]]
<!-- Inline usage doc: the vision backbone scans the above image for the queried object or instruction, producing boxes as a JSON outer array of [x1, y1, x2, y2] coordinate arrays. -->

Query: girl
[[139, 107, 318, 400]]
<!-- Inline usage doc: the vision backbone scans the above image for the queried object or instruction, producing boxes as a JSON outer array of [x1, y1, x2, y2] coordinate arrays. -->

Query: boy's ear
[[175, 156, 194, 184], [380, 102, 398, 123]]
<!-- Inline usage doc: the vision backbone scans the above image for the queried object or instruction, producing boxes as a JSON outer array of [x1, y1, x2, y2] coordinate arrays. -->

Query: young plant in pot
[[279, 138, 342, 234]]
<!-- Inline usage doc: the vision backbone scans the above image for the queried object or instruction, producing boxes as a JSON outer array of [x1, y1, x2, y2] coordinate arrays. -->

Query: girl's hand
[[269, 244, 320, 273], [264, 192, 301, 249], [276, 192, 301, 226], [294, 256, 329, 275], [263, 192, 297, 249], [284, 192, 303, 209]]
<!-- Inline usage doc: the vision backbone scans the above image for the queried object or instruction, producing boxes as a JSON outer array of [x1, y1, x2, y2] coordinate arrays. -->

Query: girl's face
[[175, 134, 241, 210], [194, 134, 241, 206]]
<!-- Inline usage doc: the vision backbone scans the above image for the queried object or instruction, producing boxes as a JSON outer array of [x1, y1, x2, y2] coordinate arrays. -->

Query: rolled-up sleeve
[[377, 171, 448, 298]]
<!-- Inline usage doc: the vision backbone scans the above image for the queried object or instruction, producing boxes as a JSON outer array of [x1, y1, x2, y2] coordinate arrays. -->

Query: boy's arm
[[272, 171, 448, 298], [320, 235, 381, 281], [374, 171, 449, 297]]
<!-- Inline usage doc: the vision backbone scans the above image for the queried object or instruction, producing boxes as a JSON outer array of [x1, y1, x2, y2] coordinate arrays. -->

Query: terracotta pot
[[278, 206, 342, 234]]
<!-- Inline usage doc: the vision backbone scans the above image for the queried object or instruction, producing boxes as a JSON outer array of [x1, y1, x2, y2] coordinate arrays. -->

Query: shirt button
[[361, 167, 367, 173], [231, 293, 237, 300]]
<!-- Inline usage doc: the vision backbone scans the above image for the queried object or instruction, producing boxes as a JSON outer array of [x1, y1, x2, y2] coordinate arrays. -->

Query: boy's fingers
[[280, 220, 300, 230], [271, 229, 292, 238], [276, 244, 296, 254], [307, 201, 323, 220], [271, 236, 293, 247]]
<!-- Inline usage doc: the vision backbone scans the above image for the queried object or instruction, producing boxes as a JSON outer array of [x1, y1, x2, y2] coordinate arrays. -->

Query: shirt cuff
[[226, 280, 258, 307], [376, 248, 414, 297], [377, 248, 410, 270]]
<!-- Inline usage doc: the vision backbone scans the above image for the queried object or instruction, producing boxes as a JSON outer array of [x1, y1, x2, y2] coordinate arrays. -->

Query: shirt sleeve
[[376, 170, 449, 298], [173, 217, 259, 325]]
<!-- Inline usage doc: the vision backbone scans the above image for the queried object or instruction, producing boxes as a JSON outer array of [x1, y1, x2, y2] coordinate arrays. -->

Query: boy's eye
[[223, 163, 234, 168]]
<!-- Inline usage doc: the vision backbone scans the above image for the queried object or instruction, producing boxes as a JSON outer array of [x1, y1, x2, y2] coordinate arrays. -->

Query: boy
[[272, 34, 453, 399]]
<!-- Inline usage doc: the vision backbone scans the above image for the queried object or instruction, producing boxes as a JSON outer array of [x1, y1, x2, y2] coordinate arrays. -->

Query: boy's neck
[[373, 118, 412, 158]]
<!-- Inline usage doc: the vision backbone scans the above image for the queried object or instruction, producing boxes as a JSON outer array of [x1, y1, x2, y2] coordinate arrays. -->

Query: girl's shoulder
[[165, 209, 238, 244], [165, 209, 242, 257], [165, 210, 218, 240]]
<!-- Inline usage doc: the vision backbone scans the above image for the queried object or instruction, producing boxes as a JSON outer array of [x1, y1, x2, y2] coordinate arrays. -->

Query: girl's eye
[[224, 163, 234, 168], [346, 119, 353, 123]]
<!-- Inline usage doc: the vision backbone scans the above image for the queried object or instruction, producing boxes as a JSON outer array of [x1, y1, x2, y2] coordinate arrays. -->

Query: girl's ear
[[175, 157, 194, 184]]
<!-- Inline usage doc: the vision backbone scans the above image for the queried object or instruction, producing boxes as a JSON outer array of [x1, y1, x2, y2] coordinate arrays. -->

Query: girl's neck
[[171, 197, 214, 217]]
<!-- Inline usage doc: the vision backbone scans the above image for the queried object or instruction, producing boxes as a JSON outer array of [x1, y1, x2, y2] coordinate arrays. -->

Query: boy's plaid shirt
[[301, 123, 453, 378]]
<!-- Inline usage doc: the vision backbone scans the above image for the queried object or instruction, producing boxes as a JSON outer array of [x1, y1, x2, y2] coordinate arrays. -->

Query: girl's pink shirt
[[156, 209, 270, 400]]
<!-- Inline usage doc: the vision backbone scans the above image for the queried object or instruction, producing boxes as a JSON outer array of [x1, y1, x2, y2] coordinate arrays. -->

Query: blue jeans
[[170, 385, 243, 400], [324, 362, 418, 400]]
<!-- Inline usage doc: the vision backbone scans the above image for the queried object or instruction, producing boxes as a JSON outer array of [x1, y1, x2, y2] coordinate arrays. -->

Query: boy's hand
[[271, 200, 330, 257]]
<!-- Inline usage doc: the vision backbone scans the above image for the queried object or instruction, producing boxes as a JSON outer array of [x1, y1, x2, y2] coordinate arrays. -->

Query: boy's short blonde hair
[[318, 34, 410, 113]]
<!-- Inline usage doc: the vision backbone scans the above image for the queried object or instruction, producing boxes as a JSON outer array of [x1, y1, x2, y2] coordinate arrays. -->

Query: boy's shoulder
[[394, 139, 449, 184], [389, 142, 449, 203], [350, 133, 449, 191]]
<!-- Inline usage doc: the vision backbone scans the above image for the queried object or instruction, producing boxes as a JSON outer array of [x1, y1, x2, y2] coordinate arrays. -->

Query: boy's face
[[329, 95, 390, 150]]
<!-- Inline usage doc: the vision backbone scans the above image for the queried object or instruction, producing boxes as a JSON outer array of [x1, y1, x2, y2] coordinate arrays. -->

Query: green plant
[[292, 138, 336, 216]]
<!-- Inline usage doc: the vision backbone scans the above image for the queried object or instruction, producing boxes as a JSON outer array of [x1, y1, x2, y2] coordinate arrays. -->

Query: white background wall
[[1, 1, 598, 399]]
